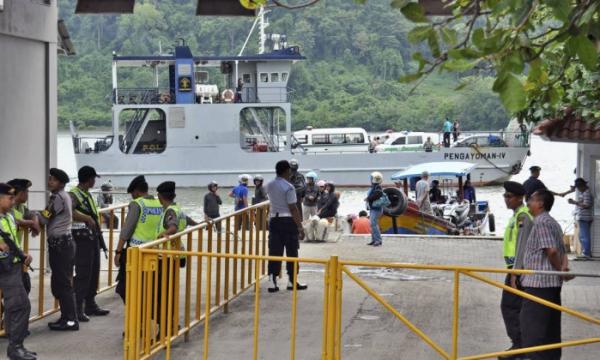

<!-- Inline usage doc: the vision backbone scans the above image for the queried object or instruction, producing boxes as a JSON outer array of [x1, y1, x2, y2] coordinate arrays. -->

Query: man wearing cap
[[415, 171, 433, 214], [0, 183, 36, 359], [499, 181, 533, 359], [522, 166, 547, 201], [564, 178, 594, 259], [114, 175, 163, 302], [69, 166, 109, 321], [156, 181, 197, 239], [38, 168, 78, 331], [265, 160, 308, 293], [7, 179, 39, 294]]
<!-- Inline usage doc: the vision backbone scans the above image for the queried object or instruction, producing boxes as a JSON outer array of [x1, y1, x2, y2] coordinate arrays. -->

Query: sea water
[[57, 133, 577, 233]]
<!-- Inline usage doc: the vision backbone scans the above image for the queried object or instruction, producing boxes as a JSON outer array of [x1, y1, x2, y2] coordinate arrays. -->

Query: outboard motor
[[443, 200, 470, 226]]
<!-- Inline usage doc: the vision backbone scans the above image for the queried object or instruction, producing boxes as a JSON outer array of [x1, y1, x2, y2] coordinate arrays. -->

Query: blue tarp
[[390, 162, 477, 180]]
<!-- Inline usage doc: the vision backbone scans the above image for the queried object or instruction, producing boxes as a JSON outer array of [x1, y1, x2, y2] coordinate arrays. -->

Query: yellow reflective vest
[[503, 205, 532, 267], [156, 203, 186, 237], [130, 197, 163, 246], [0, 214, 20, 262]]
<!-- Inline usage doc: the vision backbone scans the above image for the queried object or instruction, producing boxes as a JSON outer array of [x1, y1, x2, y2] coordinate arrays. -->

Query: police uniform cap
[[7, 179, 32, 192], [49, 168, 70, 184], [503, 181, 526, 196], [157, 181, 176, 194], [529, 166, 541, 172], [574, 177, 588, 186], [0, 183, 15, 196], [127, 175, 147, 194], [78, 165, 100, 182]]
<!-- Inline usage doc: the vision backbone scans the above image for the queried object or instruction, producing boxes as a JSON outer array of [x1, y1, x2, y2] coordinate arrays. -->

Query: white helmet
[[290, 158, 299, 170], [239, 174, 250, 183], [370, 171, 383, 184]]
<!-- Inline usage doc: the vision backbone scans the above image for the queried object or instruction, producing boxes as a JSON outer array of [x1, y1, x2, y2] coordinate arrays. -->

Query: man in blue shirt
[[230, 174, 250, 230], [442, 117, 453, 147], [265, 161, 307, 293]]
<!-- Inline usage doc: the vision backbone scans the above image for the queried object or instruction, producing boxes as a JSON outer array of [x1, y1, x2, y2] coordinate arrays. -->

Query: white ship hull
[[74, 104, 529, 188]]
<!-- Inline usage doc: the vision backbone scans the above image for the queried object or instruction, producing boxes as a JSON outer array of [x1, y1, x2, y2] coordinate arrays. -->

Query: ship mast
[[258, 6, 268, 54]]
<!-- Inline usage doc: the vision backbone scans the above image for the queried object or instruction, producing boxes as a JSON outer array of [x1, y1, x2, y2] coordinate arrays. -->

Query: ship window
[[392, 137, 406, 145], [281, 73, 288, 82], [407, 136, 422, 145], [312, 134, 328, 145], [260, 73, 269, 83], [118, 108, 166, 154], [243, 73, 252, 83], [271, 73, 279, 82], [240, 107, 286, 152]]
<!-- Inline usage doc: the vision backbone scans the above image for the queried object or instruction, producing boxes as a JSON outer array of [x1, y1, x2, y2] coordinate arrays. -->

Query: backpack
[[372, 192, 391, 209]]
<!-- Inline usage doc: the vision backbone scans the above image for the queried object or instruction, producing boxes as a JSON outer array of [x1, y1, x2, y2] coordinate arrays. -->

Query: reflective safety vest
[[11, 204, 26, 248], [70, 186, 99, 228], [503, 205, 532, 267], [0, 214, 20, 262], [156, 203, 186, 238], [130, 197, 163, 246]]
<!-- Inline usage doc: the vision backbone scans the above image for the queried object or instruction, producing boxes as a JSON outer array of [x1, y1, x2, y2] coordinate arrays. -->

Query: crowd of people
[[0, 160, 594, 359]]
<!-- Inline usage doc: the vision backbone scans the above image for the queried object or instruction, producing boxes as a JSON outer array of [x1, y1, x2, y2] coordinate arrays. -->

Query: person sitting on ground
[[316, 180, 328, 213], [352, 210, 372, 235], [317, 183, 339, 219], [463, 180, 476, 204], [429, 180, 444, 204]]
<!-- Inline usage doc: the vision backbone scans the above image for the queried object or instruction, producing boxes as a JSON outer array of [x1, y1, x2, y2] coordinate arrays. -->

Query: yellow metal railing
[[124, 202, 277, 360], [125, 239, 600, 359], [0, 203, 129, 335]]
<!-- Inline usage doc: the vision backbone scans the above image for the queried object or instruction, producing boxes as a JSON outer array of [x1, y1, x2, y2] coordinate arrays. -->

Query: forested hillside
[[58, 0, 509, 131]]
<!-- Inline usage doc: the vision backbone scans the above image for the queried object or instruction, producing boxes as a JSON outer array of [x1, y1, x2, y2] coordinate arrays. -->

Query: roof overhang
[[57, 20, 76, 56], [75, 0, 135, 14], [533, 116, 600, 144], [196, 0, 255, 16]]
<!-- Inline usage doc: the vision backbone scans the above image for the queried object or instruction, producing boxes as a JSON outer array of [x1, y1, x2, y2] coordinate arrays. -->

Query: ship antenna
[[238, 6, 270, 56]]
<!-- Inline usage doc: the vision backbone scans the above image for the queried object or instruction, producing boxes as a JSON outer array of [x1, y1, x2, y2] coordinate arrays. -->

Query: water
[[57, 133, 577, 232]]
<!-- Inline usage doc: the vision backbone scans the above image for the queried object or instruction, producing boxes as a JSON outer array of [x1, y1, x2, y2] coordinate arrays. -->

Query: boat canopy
[[391, 162, 477, 180]]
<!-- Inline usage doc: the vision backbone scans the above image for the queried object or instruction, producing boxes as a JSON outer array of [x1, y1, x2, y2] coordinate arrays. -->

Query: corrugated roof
[[533, 110, 600, 143]]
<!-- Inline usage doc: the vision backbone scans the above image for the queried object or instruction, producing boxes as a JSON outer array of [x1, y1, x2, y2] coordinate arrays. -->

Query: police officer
[[499, 181, 533, 359], [114, 175, 163, 302], [7, 179, 39, 294], [70, 166, 109, 322], [0, 183, 36, 360], [265, 161, 308, 293], [289, 159, 306, 216], [38, 168, 78, 331], [156, 181, 197, 238]]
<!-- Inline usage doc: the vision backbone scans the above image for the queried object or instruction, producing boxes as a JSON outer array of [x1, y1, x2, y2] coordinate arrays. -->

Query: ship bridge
[[112, 44, 304, 106]]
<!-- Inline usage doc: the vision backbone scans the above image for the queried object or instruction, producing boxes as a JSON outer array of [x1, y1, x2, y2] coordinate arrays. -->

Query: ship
[[71, 9, 530, 188]]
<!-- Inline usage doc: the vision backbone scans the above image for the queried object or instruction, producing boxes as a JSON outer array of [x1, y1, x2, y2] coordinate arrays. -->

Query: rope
[[469, 144, 515, 175]]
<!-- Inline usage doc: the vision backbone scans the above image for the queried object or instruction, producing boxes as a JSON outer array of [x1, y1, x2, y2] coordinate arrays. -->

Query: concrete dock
[[8, 235, 600, 359]]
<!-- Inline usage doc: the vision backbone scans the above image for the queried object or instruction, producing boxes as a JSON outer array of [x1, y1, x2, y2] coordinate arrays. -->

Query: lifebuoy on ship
[[222, 89, 235, 103], [382, 187, 408, 217]]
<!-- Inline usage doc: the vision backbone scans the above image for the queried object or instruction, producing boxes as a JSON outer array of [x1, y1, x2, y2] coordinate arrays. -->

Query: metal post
[[108, 209, 114, 286], [326, 256, 339, 359], [452, 270, 460, 359]]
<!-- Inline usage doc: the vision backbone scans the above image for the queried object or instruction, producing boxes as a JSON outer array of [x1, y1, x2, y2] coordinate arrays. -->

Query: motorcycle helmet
[[370, 171, 383, 184], [208, 181, 218, 190], [253, 175, 264, 184], [306, 171, 318, 180], [290, 158, 299, 170], [239, 174, 250, 184]]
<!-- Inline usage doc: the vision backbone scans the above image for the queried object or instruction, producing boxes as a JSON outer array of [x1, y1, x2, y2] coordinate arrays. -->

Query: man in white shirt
[[415, 171, 433, 214]]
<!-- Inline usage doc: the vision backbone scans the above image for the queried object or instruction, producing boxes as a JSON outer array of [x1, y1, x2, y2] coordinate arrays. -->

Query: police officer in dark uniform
[[38, 168, 78, 331], [522, 166, 547, 201], [289, 159, 306, 216], [70, 166, 110, 322], [0, 183, 36, 360]]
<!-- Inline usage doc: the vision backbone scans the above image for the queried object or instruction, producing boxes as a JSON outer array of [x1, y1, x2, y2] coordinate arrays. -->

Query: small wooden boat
[[379, 162, 495, 236]]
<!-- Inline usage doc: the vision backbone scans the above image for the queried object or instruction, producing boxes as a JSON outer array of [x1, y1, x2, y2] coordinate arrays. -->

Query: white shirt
[[266, 177, 297, 216]]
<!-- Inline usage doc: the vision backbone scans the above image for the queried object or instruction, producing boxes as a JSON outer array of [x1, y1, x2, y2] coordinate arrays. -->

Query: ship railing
[[124, 228, 600, 359], [0, 203, 129, 335], [113, 88, 174, 105]]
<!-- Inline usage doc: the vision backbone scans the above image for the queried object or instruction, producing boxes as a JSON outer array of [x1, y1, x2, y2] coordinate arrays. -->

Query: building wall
[[577, 143, 600, 256], [0, 0, 57, 209]]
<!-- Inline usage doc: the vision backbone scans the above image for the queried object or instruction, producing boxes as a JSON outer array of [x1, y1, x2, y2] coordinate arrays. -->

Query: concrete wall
[[0, 0, 57, 209], [577, 143, 600, 256]]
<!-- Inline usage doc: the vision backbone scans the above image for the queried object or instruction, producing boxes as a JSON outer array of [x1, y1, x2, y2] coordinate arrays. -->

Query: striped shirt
[[574, 189, 594, 221], [521, 212, 565, 288]]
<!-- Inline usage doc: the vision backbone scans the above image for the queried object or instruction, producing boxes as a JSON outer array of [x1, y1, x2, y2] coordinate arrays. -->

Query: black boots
[[77, 303, 90, 322], [84, 302, 110, 316], [48, 319, 79, 331], [7, 344, 36, 360], [268, 274, 279, 293]]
